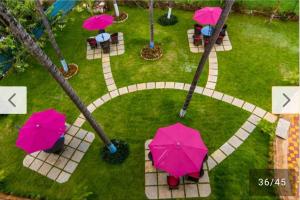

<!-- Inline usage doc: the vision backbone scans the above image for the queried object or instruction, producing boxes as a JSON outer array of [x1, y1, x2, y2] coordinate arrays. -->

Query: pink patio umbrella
[[16, 109, 66, 154], [149, 123, 208, 177], [82, 14, 114, 31], [193, 7, 222, 26]]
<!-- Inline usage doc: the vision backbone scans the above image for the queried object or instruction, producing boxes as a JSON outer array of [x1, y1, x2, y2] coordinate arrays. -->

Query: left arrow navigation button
[[0, 87, 27, 114]]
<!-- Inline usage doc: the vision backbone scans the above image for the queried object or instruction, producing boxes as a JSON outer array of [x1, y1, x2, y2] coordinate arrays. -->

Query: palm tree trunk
[[0, 2, 117, 153], [179, 0, 235, 117], [149, 0, 154, 49], [167, 0, 173, 19], [113, 0, 120, 17], [35, 0, 69, 73]]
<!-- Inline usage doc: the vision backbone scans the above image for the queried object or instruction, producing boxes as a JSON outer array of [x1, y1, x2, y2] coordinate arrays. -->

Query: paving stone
[[104, 72, 113, 79], [69, 137, 81, 149], [67, 126, 79, 136], [235, 128, 250, 141], [209, 57, 218, 64], [145, 160, 156, 173], [203, 88, 214, 97], [165, 82, 175, 89], [101, 93, 111, 102], [243, 102, 256, 112], [107, 84, 117, 91], [211, 149, 226, 164], [195, 86, 204, 94], [232, 98, 244, 108], [174, 82, 184, 90], [93, 98, 104, 107], [145, 186, 158, 199], [64, 160, 78, 173], [45, 153, 60, 165], [61, 147, 76, 159], [171, 185, 185, 198], [38, 162, 52, 175], [242, 121, 256, 133], [54, 156, 69, 169], [84, 132, 95, 143], [128, 84, 137, 92], [37, 151, 50, 161], [209, 69, 218, 76], [64, 134, 73, 145], [94, 54, 101, 59], [145, 173, 157, 186], [56, 171, 71, 183], [157, 173, 168, 185], [185, 184, 199, 198], [209, 63, 218, 70], [145, 140, 152, 150], [206, 82, 216, 90], [222, 94, 234, 104], [87, 104, 96, 113], [155, 82, 165, 89], [207, 156, 217, 171], [137, 83, 146, 90], [208, 75, 217, 82], [264, 112, 278, 123], [110, 90, 119, 98], [30, 151, 40, 157], [73, 117, 85, 127], [145, 150, 150, 161], [118, 87, 129, 95], [102, 56, 110, 63], [183, 83, 191, 91], [105, 78, 115, 86], [253, 107, 267, 118], [71, 150, 85, 162], [220, 142, 235, 156], [212, 91, 224, 100], [228, 135, 243, 148], [29, 159, 43, 171], [86, 54, 93, 60], [78, 141, 90, 152], [158, 185, 172, 199], [103, 67, 111, 74], [146, 82, 156, 89], [118, 49, 125, 55], [248, 114, 262, 125], [47, 167, 61, 180], [198, 170, 210, 183], [23, 155, 35, 167], [224, 45, 232, 50], [198, 183, 211, 197]]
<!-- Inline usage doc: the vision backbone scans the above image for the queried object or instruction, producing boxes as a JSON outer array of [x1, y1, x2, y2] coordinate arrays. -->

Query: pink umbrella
[[16, 109, 66, 154], [193, 7, 222, 26], [149, 123, 208, 177], [82, 14, 114, 31]]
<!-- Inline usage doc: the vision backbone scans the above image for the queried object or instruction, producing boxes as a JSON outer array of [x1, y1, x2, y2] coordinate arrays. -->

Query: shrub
[[101, 139, 129, 164], [158, 14, 178, 26]]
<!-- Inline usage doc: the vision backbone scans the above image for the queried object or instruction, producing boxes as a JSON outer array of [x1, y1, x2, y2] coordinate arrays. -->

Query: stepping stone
[[87, 104, 96, 112], [128, 84, 137, 92], [174, 82, 184, 90], [171, 185, 185, 198], [101, 93, 111, 102], [110, 90, 119, 98], [47, 167, 61, 180], [208, 75, 217, 83], [207, 156, 217, 171], [107, 84, 117, 92], [195, 86, 204, 94], [243, 102, 255, 112], [145, 186, 158, 199], [184, 83, 191, 91], [248, 114, 261, 125], [232, 98, 244, 108], [158, 186, 171, 199], [211, 149, 226, 164], [67, 126, 79, 136], [242, 121, 256, 133], [137, 83, 146, 90], [235, 128, 250, 141], [185, 184, 199, 198], [228, 135, 243, 148], [275, 118, 290, 139], [73, 117, 85, 127], [165, 82, 175, 89], [264, 112, 278, 123], [222, 94, 234, 104], [203, 88, 214, 97], [118, 87, 128, 95], [155, 82, 165, 89], [145, 173, 157, 186], [93, 98, 104, 107], [198, 183, 211, 197], [146, 82, 156, 89], [212, 91, 223, 100], [253, 107, 267, 118], [220, 142, 235, 156], [206, 82, 216, 90]]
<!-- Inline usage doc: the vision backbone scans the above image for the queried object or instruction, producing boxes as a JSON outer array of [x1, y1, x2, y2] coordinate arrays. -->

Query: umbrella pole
[[179, 0, 235, 117]]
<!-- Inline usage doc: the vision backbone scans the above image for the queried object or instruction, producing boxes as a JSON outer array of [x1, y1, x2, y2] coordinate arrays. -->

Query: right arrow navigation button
[[272, 86, 300, 114]]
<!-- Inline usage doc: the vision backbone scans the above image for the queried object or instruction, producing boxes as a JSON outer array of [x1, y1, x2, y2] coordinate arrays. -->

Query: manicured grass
[[0, 5, 298, 200]]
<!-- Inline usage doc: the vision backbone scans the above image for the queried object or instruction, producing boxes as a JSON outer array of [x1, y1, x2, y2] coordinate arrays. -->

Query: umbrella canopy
[[16, 109, 66, 154], [83, 14, 114, 31], [149, 123, 208, 177], [193, 7, 222, 26]]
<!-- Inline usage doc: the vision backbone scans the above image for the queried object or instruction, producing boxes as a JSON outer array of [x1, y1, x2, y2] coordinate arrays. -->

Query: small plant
[[158, 14, 178, 26], [258, 120, 276, 137], [101, 139, 129, 164]]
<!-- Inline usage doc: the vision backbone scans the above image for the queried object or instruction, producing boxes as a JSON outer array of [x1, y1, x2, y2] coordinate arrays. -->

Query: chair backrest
[[111, 33, 118, 38], [87, 38, 97, 46], [167, 176, 179, 187]]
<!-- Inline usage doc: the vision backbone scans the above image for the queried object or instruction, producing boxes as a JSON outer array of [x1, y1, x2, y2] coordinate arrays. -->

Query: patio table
[[96, 33, 111, 43], [201, 25, 214, 37]]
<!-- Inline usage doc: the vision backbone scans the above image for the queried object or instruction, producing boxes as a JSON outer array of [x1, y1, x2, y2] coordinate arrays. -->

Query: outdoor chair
[[87, 38, 97, 49], [167, 175, 180, 189], [44, 136, 65, 154], [216, 35, 224, 45], [100, 40, 110, 54], [148, 151, 154, 165], [110, 32, 119, 44], [194, 24, 203, 36], [193, 34, 202, 46], [99, 29, 106, 34]]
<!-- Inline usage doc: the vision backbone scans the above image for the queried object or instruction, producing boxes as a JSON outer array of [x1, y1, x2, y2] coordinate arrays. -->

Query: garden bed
[[58, 63, 78, 79], [140, 45, 163, 61]]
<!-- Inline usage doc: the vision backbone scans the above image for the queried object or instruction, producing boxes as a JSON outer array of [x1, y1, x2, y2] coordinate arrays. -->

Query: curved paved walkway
[[72, 82, 278, 171]]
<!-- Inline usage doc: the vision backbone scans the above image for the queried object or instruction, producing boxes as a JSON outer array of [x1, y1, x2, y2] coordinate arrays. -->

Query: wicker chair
[[110, 33, 119, 44], [87, 38, 97, 49]]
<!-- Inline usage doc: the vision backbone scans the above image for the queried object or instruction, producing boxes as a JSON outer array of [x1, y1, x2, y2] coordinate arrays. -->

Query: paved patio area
[[86, 32, 125, 60], [144, 139, 211, 199], [187, 29, 232, 53], [22, 123, 95, 183]]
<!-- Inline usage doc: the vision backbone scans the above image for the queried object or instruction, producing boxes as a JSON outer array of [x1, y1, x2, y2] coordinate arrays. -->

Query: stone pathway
[[22, 123, 95, 183], [144, 140, 211, 199], [86, 32, 125, 60], [102, 54, 117, 91], [71, 81, 278, 173], [187, 29, 232, 53], [206, 51, 218, 90]]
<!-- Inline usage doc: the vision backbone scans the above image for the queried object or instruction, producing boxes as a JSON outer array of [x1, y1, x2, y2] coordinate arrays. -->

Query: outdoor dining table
[[201, 25, 214, 37], [95, 32, 111, 43]]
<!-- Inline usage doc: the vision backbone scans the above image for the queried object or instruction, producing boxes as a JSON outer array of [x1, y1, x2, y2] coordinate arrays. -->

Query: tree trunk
[[149, 0, 154, 48], [0, 2, 117, 153], [167, 0, 173, 19], [113, 0, 120, 17], [35, 0, 69, 73], [179, 0, 235, 117]]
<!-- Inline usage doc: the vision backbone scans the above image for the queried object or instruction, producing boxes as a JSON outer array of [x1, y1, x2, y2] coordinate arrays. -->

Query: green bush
[[101, 139, 129, 164], [158, 14, 178, 26]]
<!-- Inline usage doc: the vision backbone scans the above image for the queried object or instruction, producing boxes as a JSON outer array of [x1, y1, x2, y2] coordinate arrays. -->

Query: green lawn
[[0, 5, 298, 200]]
